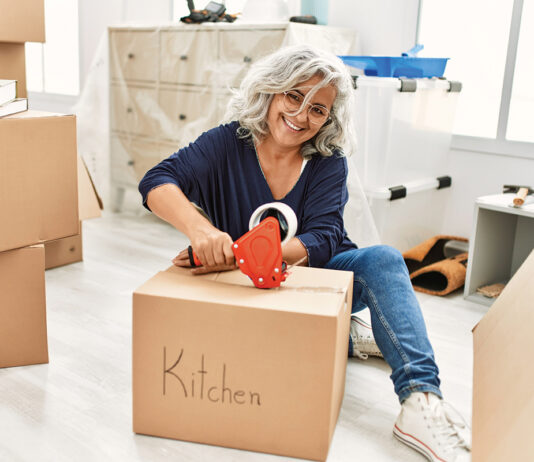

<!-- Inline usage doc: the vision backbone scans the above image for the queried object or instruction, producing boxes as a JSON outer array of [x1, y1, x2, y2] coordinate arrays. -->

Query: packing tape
[[248, 202, 298, 246]]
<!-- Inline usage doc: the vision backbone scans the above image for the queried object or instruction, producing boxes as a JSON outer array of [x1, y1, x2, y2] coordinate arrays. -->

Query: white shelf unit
[[464, 194, 534, 306]]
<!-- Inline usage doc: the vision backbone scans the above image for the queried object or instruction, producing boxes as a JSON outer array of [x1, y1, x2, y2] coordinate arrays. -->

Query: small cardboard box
[[0, 0, 45, 43], [0, 110, 79, 253], [45, 224, 83, 270], [0, 245, 48, 368], [133, 265, 353, 461], [0, 42, 27, 97], [472, 250, 534, 461]]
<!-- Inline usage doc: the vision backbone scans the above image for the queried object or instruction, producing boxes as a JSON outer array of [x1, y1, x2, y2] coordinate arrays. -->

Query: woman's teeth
[[283, 117, 303, 131]]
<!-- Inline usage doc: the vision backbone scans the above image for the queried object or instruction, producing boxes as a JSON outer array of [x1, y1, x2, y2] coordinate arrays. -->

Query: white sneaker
[[349, 314, 383, 360], [394, 392, 471, 462]]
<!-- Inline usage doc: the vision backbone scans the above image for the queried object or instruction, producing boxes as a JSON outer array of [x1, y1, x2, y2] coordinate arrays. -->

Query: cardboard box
[[472, 250, 534, 461], [0, 42, 27, 97], [0, 0, 45, 43], [45, 224, 83, 270], [0, 245, 48, 368], [133, 265, 353, 461], [0, 110, 79, 253]]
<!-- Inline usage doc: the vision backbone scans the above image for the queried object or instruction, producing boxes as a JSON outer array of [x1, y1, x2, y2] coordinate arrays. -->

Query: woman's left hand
[[172, 248, 238, 275]]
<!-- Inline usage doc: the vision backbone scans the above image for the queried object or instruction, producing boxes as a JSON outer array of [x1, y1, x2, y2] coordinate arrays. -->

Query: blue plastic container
[[339, 56, 449, 78]]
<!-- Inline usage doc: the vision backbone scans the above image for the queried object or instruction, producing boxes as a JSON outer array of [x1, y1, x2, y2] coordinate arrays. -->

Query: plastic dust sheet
[[74, 21, 380, 247]]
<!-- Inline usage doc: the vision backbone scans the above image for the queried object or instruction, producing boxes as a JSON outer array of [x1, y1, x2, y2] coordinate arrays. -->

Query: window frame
[[420, 0, 534, 160], [27, 0, 81, 99]]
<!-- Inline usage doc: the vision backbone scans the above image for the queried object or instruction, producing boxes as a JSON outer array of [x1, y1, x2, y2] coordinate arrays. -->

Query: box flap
[[472, 250, 534, 461], [136, 266, 351, 317], [78, 155, 103, 220]]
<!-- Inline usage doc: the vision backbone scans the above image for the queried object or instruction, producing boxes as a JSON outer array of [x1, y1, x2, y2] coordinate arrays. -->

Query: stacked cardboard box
[[0, 111, 102, 368], [0, 3, 102, 368], [0, 0, 46, 98]]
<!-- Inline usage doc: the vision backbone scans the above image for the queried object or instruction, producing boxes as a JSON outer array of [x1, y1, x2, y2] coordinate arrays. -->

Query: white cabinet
[[159, 30, 218, 85]]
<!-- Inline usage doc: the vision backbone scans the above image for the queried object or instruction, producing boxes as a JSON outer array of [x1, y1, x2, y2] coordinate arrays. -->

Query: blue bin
[[339, 56, 449, 78]]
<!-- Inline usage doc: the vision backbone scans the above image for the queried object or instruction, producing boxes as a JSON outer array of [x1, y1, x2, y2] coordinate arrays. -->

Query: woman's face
[[265, 74, 336, 152]]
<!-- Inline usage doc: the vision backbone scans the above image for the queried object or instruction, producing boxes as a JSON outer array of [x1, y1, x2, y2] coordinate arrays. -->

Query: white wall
[[444, 150, 534, 238], [328, 0, 419, 55]]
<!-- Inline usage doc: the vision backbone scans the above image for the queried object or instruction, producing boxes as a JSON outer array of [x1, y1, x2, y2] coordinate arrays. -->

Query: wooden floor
[[0, 212, 487, 462]]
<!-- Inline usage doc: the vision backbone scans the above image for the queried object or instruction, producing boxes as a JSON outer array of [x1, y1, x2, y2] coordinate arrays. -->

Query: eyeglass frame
[[280, 90, 332, 126]]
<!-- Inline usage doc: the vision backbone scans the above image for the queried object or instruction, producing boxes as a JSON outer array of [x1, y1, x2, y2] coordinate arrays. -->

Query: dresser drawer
[[110, 31, 158, 82], [219, 29, 285, 87], [111, 85, 160, 137], [111, 136, 166, 185], [158, 89, 220, 142], [160, 30, 217, 86]]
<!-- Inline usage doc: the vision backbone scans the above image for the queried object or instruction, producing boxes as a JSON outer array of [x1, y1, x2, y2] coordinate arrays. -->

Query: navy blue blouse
[[138, 121, 356, 268]]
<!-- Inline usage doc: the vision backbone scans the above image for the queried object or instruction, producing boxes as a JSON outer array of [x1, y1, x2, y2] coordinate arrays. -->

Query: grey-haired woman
[[139, 45, 471, 462]]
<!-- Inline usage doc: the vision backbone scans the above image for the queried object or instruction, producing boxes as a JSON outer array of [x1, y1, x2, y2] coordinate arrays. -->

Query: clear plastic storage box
[[350, 75, 461, 251]]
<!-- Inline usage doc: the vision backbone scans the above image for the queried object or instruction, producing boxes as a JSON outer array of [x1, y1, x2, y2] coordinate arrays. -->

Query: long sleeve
[[138, 126, 226, 211], [296, 154, 350, 267]]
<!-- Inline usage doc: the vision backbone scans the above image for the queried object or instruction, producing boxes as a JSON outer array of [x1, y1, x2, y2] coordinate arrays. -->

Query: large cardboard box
[[0, 0, 45, 43], [472, 250, 534, 461], [44, 156, 103, 270], [133, 265, 353, 461], [0, 245, 48, 368], [0, 110, 79, 252], [0, 42, 27, 97]]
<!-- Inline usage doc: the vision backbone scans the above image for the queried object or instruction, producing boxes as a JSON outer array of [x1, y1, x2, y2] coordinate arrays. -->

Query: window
[[419, 0, 533, 158], [25, 0, 80, 95]]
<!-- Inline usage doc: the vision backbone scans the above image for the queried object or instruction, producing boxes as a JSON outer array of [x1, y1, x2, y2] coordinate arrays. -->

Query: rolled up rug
[[403, 235, 468, 275], [409, 252, 468, 296]]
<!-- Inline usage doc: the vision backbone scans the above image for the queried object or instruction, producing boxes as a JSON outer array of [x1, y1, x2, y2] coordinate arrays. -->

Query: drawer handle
[[243, 56, 252, 63], [180, 55, 188, 61], [127, 160, 135, 166], [179, 114, 187, 120], [127, 107, 133, 113], [128, 53, 135, 59]]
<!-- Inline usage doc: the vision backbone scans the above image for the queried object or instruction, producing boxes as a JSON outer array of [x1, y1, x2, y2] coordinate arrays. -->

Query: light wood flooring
[[0, 211, 487, 461]]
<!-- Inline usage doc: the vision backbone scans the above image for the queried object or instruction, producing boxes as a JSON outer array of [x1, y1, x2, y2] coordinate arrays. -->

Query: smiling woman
[[138, 44, 471, 462]]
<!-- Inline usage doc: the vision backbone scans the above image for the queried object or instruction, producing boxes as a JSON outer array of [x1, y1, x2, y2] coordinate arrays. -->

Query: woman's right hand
[[187, 224, 235, 268]]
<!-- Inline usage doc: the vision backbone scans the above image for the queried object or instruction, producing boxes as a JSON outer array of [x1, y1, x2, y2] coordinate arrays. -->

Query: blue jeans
[[325, 245, 442, 403]]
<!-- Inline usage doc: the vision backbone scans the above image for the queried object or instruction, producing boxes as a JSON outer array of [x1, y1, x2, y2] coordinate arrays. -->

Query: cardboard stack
[[133, 265, 353, 461], [0, 3, 102, 369], [0, 111, 102, 368], [0, 0, 46, 98]]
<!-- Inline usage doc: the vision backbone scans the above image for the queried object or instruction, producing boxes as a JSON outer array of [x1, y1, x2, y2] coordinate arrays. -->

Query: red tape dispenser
[[232, 216, 287, 288], [189, 202, 298, 289]]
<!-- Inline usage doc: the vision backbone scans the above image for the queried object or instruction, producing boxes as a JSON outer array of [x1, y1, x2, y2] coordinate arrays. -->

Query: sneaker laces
[[350, 315, 383, 360], [428, 398, 471, 453]]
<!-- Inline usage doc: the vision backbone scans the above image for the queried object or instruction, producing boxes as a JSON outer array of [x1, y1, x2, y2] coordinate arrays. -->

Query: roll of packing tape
[[248, 202, 298, 246]]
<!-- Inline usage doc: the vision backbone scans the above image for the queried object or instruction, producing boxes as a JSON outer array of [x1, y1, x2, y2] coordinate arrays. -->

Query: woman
[[139, 45, 470, 462]]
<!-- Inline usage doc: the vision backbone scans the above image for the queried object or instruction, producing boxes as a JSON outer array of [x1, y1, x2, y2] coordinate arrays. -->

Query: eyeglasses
[[282, 90, 331, 125]]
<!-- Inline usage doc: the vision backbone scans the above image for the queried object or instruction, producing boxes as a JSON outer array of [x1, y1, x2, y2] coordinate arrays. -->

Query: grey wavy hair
[[224, 44, 356, 158]]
